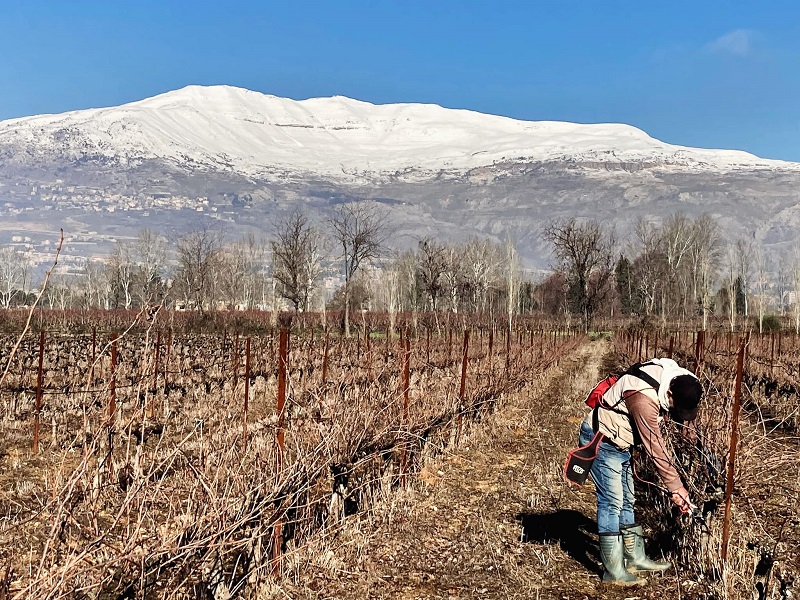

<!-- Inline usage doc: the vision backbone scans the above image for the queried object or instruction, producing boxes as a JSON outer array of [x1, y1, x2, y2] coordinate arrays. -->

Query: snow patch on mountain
[[1, 84, 798, 181]]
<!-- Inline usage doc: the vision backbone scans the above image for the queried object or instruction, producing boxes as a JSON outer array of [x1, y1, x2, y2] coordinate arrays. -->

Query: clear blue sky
[[1, 0, 799, 160]]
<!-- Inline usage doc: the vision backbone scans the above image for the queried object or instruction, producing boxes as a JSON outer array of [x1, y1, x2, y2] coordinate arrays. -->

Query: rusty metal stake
[[694, 330, 705, 373], [109, 336, 117, 425], [505, 326, 511, 375], [242, 337, 251, 452], [770, 332, 775, 374], [399, 328, 411, 485], [721, 337, 746, 563], [322, 327, 329, 384], [165, 328, 172, 390], [272, 328, 289, 577], [149, 330, 160, 419], [232, 333, 240, 400], [32, 330, 45, 454], [91, 326, 96, 384], [455, 330, 470, 444]]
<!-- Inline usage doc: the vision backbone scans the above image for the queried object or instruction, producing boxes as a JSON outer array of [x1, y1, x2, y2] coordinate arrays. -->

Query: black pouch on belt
[[563, 430, 604, 486]]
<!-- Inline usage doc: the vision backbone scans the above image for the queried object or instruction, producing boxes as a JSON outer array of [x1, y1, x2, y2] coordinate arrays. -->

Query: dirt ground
[[273, 339, 711, 600]]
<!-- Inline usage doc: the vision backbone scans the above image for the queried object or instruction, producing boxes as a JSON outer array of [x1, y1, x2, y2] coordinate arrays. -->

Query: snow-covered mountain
[[1, 85, 798, 181], [2, 85, 800, 271]]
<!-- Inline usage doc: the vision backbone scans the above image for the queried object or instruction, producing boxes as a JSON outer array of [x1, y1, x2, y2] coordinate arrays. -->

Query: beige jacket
[[583, 358, 697, 492]]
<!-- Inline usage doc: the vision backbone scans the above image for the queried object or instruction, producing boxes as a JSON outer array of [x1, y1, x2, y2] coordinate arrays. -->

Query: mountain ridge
[[2, 85, 798, 183], [1, 85, 800, 273]]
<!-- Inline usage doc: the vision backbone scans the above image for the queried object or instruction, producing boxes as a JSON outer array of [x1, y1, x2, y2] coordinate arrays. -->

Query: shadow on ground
[[516, 509, 601, 576]]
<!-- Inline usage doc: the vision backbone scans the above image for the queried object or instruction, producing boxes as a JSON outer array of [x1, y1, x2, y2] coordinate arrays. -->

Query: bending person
[[578, 357, 703, 586]]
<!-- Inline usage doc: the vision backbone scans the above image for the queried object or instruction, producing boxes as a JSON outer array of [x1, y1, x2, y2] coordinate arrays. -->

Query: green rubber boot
[[622, 525, 671, 573], [599, 534, 647, 586]]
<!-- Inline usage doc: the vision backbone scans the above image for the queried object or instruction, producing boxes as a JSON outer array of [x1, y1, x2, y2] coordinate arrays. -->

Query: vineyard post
[[694, 330, 704, 373], [109, 336, 117, 426], [232, 333, 240, 402], [448, 327, 453, 363], [322, 327, 329, 384], [242, 337, 251, 452], [668, 335, 674, 359], [505, 325, 511, 375], [426, 326, 430, 365], [455, 329, 469, 444], [105, 335, 118, 475], [150, 330, 160, 419], [488, 328, 494, 381], [744, 331, 750, 370], [165, 328, 172, 390], [770, 332, 775, 374], [366, 324, 372, 372], [400, 327, 411, 485], [272, 327, 289, 576], [529, 329, 534, 364], [721, 336, 746, 564], [91, 326, 96, 384], [32, 330, 45, 454]]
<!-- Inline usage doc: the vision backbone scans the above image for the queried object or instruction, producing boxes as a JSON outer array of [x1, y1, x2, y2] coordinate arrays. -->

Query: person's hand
[[671, 487, 693, 514]]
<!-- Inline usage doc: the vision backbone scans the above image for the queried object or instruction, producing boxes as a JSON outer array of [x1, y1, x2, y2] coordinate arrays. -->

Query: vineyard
[[0, 310, 798, 599]]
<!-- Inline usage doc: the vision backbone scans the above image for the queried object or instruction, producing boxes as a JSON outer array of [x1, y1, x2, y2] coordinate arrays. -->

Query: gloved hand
[[671, 486, 693, 514]]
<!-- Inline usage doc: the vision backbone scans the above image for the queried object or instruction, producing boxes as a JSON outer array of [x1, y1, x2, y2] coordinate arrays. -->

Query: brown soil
[[276, 339, 703, 599]]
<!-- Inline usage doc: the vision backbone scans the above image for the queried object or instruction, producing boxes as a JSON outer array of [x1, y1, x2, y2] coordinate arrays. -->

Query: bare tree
[[45, 272, 74, 310], [777, 252, 791, 317], [175, 225, 224, 311], [271, 210, 325, 312], [631, 217, 667, 316], [80, 259, 111, 309], [328, 203, 387, 335], [723, 243, 744, 332], [504, 237, 521, 331], [371, 255, 403, 337], [218, 233, 267, 310], [441, 246, 466, 314], [416, 237, 448, 312], [0, 247, 27, 308], [543, 218, 615, 332], [132, 229, 169, 307], [460, 238, 503, 313], [689, 214, 721, 330], [660, 214, 695, 322], [733, 237, 753, 319], [753, 246, 770, 333], [108, 242, 135, 309]]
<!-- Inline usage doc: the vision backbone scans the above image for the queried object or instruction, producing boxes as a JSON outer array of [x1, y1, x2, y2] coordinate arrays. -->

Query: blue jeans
[[579, 420, 635, 534]]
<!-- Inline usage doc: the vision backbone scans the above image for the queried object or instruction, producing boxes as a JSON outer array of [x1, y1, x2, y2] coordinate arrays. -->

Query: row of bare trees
[[1, 206, 799, 332], [551, 212, 800, 332], [0, 205, 390, 328]]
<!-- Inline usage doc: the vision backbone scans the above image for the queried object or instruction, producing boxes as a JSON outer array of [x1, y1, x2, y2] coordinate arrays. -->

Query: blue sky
[[1, 0, 799, 160]]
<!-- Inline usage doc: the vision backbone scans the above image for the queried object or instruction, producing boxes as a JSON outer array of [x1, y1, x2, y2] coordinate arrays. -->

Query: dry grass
[[0, 318, 581, 598]]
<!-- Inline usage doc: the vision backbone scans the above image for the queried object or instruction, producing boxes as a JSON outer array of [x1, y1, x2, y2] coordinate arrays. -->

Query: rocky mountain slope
[[1, 85, 799, 269]]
